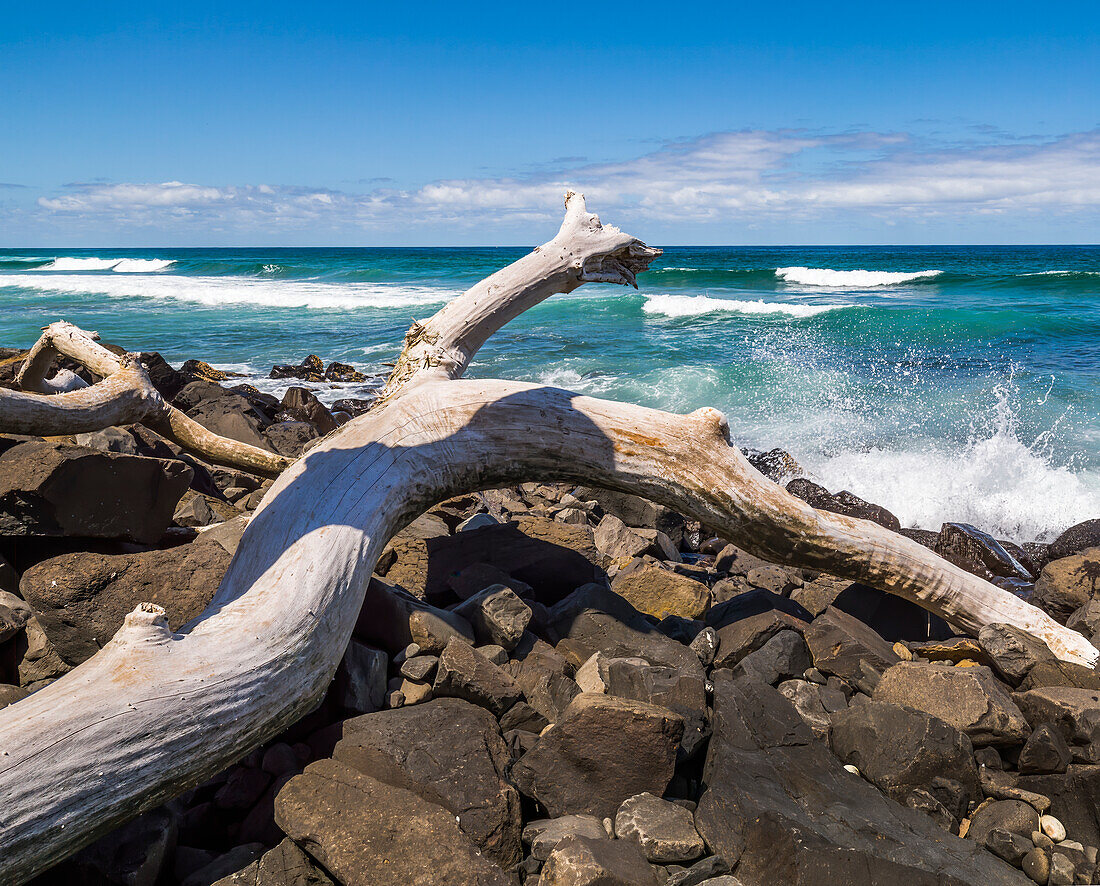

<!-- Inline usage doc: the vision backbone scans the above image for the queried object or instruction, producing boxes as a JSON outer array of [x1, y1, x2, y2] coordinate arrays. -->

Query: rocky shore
[[3, 348, 1100, 886]]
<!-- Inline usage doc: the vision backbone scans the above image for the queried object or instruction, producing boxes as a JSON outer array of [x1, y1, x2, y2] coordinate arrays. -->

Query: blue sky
[[2, 1, 1098, 245]]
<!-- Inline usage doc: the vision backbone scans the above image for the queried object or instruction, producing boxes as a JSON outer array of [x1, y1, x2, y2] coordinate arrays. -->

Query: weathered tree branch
[[4, 322, 291, 478], [0, 195, 1094, 882]]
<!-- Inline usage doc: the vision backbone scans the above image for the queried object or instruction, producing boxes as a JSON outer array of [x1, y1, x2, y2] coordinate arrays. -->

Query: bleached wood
[[9, 322, 290, 477]]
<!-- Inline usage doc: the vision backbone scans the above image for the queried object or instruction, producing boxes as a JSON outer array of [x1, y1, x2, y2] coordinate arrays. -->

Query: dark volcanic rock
[[785, 478, 901, 532], [541, 834, 659, 886], [512, 692, 684, 819], [433, 637, 523, 716], [0, 441, 191, 543], [732, 629, 812, 686], [1018, 723, 1073, 774], [173, 381, 274, 450], [263, 421, 319, 458], [331, 698, 522, 866], [1049, 519, 1100, 561], [802, 605, 899, 693], [876, 662, 1030, 747], [935, 523, 1034, 582], [829, 698, 980, 804], [694, 678, 1029, 886], [275, 758, 512, 886], [279, 386, 338, 435], [452, 584, 532, 651], [705, 589, 812, 670], [602, 657, 709, 758], [978, 622, 1058, 685], [270, 354, 324, 382], [20, 537, 231, 665], [1013, 687, 1100, 762]]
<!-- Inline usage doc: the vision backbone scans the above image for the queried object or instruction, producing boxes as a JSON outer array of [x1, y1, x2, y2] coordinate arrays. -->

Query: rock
[[706, 589, 811, 670], [331, 698, 522, 866], [524, 815, 609, 861], [541, 834, 659, 886], [20, 538, 231, 665], [173, 490, 217, 527], [335, 640, 387, 714], [1048, 851, 1075, 885], [1014, 687, 1100, 762], [1041, 813, 1067, 841], [181, 845, 266, 886], [352, 577, 475, 654], [452, 584, 533, 651], [906, 787, 958, 831], [512, 693, 684, 819], [74, 426, 140, 455], [985, 827, 1034, 865], [263, 421, 319, 457], [776, 679, 841, 740], [269, 354, 324, 382], [1034, 548, 1100, 620], [1067, 598, 1100, 639], [211, 837, 334, 885], [448, 562, 534, 601], [548, 584, 703, 675], [601, 658, 709, 758], [1018, 658, 1100, 691], [936, 523, 1034, 582], [610, 565, 709, 620], [829, 699, 980, 804], [0, 590, 31, 644], [731, 629, 811, 686], [967, 799, 1040, 845], [785, 478, 901, 531], [499, 700, 550, 733], [1049, 519, 1100, 560], [745, 564, 802, 596], [664, 856, 735, 886], [689, 626, 718, 666], [594, 514, 652, 560], [694, 678, 1028, 886], [574, 487, 686, 548], [0, 441, 191, 542], [614, 792, 704, 863], [16, 615, 71, 686], [280, 386, 338, 435], [1019, 723, 1073, 774], [803, 605, 899, 693], [978, 623, 1058, 685], [875, 662, 1031, 746], [1021, 847, 1050, 884], [433, 637, 522, 716], [399, 654, 438, 682], [508, 647, 580, 723], [43, 806, 177, 886], [912, 636, 989, 665], [980, 767, 1053, 812], [174, 381, 273, 450]]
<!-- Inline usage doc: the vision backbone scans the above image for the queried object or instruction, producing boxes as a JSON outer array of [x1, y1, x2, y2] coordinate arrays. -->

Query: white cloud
[[24, 127, 1100, 237]]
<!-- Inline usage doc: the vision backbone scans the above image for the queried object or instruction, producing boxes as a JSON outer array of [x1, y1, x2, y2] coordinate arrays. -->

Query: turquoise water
[[2, 245, 1098, 541]]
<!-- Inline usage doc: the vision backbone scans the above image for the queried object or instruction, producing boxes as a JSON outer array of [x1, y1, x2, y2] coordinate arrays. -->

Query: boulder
[[593, 514, 652, 560], [270, 355, 324, 382], [829, 699, 980, 804], [1049, 519, 1100, 561], [279, 386, 338, 435], [1034, 548, 1100, 620], [573, 487, 686, 548], [1017, 658, 1100, 691], [541, 834, 659, 886], [523, 815, 608, 861], [512, 693, 684, 819], [1014, 764, 1100, 848], [875, 662, 1030, 746], [73, 426, 140, 455], [45, 807, 177, 886], [433, 638, 523, 717], [352, 577, 475, 654], [451, 584, 532, 651], [264, 421, 319, 458], [694, 679, 1030, 886], [1014, 687, 1100, 762], [602, 657, 709, 758], [967, 799, 1040, 846], [785, 478, 901, 532], [447, 562, 534, 601], [548, 584, 703, 675], [211, 837, 334, 885], [507, 648, 580, 723], [776, 679, 845, 741], [275, 759, 512, 886], [614, 792, 705, 863], [706, 589, 811, 670], [978, 623, 1057, 685], [731, 630, 811, 686], [935, 523, 1034, 582], [173, 381, 273, 450], [331, 698, 522, 866], [0, 441, 191, 542], [20, 537, 232, 665], [0, 590, 31, 644], [610, 564, 709, 620], [16, 615, 71, 686], [803, 605, 899, 693], [1018, 723, 1073, 774]]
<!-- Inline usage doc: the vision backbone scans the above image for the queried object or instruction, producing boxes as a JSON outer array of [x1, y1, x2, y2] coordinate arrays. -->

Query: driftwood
[[0, 193, 1094, 882]]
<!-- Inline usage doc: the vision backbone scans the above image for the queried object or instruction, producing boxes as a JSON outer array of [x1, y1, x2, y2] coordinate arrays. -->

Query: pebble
[[602, 817, 614, 837], [892, 642, 913, 661], [1021, 847, 1050, 884], [804, 667, 827, 684], [1032, 830, 1054, 850], [1041, 814, 1067, 842], [1048, 851, 1075, 885], [843, 764, 860, 776]]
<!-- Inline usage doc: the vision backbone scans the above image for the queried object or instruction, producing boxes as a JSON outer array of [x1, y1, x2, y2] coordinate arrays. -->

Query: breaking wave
[[643, 293, 854, 318], [776, 266, 943, 287], [35, 257, 176, 272]]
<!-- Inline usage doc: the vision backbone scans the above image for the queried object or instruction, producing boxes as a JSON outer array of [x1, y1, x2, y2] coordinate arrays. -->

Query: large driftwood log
[[0, 194, 1094, 882]]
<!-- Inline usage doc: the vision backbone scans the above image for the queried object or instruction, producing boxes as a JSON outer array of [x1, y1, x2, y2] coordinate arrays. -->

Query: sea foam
[[36, 257, 176, 272], [643, 294, 852, 318], [776, 267, 942, 287]]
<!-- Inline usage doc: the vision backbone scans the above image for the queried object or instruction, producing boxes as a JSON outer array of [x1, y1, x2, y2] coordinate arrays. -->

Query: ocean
[[1, 245, 1098, 543]]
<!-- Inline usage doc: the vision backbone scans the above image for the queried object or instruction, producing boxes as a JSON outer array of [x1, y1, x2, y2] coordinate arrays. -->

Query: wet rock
[[1014, 687, 1100, 762], [744, 446, 801, 482], [803, 605, 899, 693], [785, 478, 901, 532], [275, 759, 512, 886], [875, 662, 1030, 746], [20, 537, 231, 665], [694, 678, 1028, 885], [829, 698, 980, 804], [1049, 519, 1100, 560], [433, 637, 523, 717], [211, 837, 334, 885], [512, 693, 684, 819], [978, 622, 1058, 685], [935, 523, 1034, 582], [731, 629, 811, 686], [1034, 548, 1100, 620], [269, 354, 324, 382], [452, 584, 532, 651], [541, 834, 659, 886], [614, 792, 705, 863], [523, 815, 609, 861], [0, 441, 192, 542], [1019, 723, 1073, 774], [331, 698, 522, 866], [610, 564, 710, 620], [548, 584, 703, 675]]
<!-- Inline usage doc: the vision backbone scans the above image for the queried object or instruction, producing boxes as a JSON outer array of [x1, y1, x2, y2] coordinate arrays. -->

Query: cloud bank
[[12, 127, 1100, 242]]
